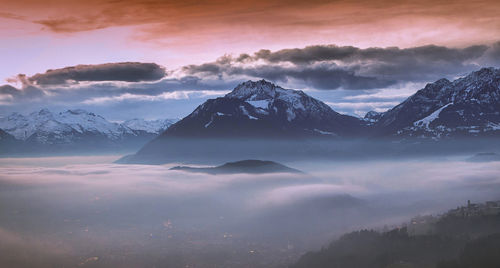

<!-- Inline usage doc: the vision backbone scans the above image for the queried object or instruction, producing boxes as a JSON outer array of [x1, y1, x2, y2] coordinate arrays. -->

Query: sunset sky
[[1, 0, 500, 120]]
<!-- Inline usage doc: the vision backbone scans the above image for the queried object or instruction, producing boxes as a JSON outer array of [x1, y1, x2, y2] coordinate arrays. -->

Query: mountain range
[[120, 67, 500, 164], [0, 109, 177, 155], [375, 67, 500, 138], [153, 67, 500, 140], [2, 67, 499, 159]]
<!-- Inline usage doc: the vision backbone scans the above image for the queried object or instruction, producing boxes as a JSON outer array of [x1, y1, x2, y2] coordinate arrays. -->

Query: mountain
[[119, 80, 369, 164], [0, 109, 128, 142], [170, 159, 303, 174], [363, 111, 384, 125], [0, 109, 177, 155], [5, 68, 500, 159], [122, 118, 177, 134], [375, 67, 500, 138], [163, 80, 366, 138]]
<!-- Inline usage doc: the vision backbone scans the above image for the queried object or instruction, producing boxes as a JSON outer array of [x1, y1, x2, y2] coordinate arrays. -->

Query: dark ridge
[[169, 159, 303, 175]]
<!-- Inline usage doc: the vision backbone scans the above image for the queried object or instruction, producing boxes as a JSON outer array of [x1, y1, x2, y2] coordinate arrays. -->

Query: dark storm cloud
[[245, 44, 489, 65], [182, 54, 393, 90], [226, 65, 394, 90], [28, 62, 166, 86], [0, 72, 231, 107], [183, 43, 500, 90]]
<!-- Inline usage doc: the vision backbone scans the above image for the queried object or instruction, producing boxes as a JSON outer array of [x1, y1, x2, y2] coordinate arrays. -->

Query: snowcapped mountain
[[163, 80, 365, 138], [0, 109, 177, 154], [118, 73, 500, 164], [122, 118, 177, 134], [363, 111, 384, 124], [375, 67, 500, 138], [119, 80, 367, 164], [0, 109, 129, 143], [4, 68, 500, 159]]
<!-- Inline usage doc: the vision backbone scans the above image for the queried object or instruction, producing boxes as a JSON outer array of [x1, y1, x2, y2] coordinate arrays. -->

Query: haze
[[1, 155, 499, 267]]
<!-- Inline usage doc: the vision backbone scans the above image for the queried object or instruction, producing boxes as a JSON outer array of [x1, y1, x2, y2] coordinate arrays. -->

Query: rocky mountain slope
[[119, 80, 371, 164], [122, 118, 177, 134], [163, 80, 366, 138], [375, 67, 500, 138]]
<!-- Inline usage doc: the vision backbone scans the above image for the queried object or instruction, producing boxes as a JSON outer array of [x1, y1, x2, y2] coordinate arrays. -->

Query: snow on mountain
[[413, 103, 454, 130], [226, 80, 361, 128], [59, 109, 134, 138], [153, 80, 366, 139], [0, 109, 68, 140], [376, 67, 500, 138], [363, 111, 384, 124], [0, 109, 124, 141], [122, 118, 177, 134], [2, 67, 498, 148], [226, 80, 327, 122], [0, 109, 176, 144], [122, 80, 369, 164]]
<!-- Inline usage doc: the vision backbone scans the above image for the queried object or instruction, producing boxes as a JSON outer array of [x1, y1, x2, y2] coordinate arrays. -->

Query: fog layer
[[0, 156, 499, 267]]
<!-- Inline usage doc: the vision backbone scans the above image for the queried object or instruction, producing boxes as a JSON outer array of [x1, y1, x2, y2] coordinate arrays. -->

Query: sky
[[1, 0, 500, 120]]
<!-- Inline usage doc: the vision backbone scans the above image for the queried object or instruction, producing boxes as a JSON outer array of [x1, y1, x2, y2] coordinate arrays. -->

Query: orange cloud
[[1, 0, 499, 46], [1, 0, 499, 73]]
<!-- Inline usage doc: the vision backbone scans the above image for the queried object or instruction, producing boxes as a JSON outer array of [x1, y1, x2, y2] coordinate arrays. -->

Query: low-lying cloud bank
[[1, 42, 500, 119], [1, 157, 500, 266]]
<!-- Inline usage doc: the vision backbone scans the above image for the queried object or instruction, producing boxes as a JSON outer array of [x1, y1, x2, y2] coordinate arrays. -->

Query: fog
[[123, 138, 500, 165], [1, 156, 500, 267]]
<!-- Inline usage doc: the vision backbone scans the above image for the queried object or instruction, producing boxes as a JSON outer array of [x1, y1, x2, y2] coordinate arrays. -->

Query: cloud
[[1, 43, 500, 119], [183, 63, 393, 90], [253, 184, 365, 208], [1, 156, 500, 266], [82, 90, 225, 105], [0, 82, 45, 103], [183, 43, 500, 91], [3, 0, 500, 51], [246, 44, 489, 65], [27, 62, 166, 86]]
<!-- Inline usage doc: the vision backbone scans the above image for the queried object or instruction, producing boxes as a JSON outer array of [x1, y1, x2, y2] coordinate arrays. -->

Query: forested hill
[[292, 200, 500, 268]]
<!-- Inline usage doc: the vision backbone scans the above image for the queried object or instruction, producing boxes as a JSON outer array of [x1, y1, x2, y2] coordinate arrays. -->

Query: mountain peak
[[434, 78, 451, 86], [62, 109, 95, 116], [225, 79, 280, 100], [464, 67, 499, 84], [473, 67, 497, 76], [376, 67, 500, 137], [37, 108, 52, 115], [364, 111, 383, 122]]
